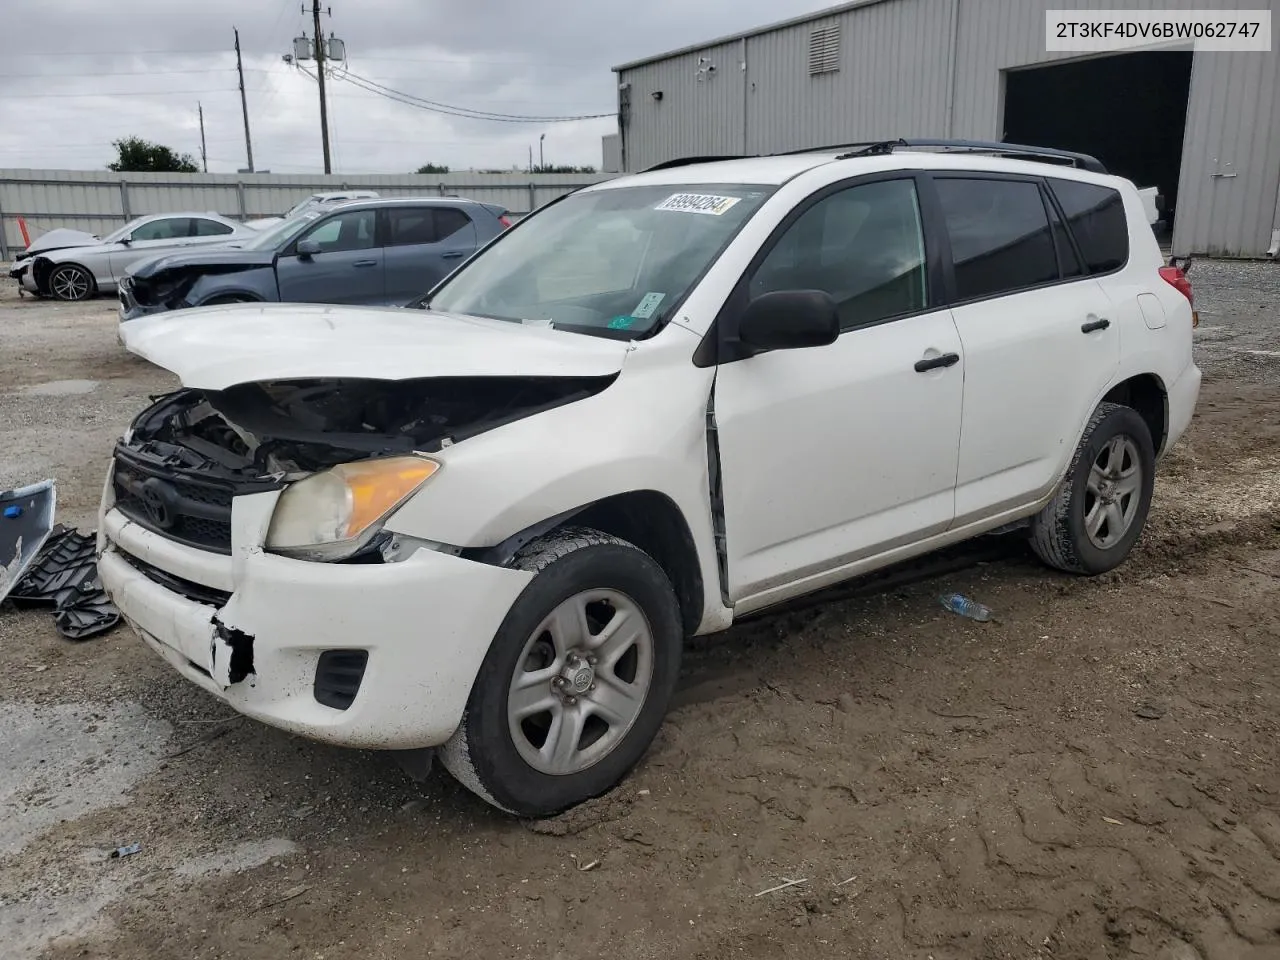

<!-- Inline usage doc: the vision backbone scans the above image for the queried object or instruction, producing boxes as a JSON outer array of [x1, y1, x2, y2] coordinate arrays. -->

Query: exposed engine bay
[[126, 375, 613, 476], [110, 376, 611, 553]]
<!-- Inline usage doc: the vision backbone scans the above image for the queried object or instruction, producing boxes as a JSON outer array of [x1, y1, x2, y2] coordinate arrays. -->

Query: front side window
[[935, 178, 1058, 301], [193, 218, 234, 237], [298, 209, 376, 253], [131, 218, 190, 242], [426, 184, 774, 338], [750, 178, 928, 331], [1049, 179, 1128, 274]]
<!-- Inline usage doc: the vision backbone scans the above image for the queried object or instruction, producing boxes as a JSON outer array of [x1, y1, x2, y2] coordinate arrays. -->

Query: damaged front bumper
[[98, 478, 532, 750]]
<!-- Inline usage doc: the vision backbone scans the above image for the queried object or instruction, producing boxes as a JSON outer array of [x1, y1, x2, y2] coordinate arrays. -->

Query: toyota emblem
[[139, 479, 177, 530]]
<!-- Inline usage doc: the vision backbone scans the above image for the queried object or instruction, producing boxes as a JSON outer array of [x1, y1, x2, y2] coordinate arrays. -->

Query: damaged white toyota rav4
[[100, 140, 1201, 817]]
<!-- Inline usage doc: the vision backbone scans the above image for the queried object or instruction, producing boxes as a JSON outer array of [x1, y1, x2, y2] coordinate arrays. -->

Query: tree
[[531, 164, 597, 174], [415, 162, 451, 174], [107, 136, 199, 173]]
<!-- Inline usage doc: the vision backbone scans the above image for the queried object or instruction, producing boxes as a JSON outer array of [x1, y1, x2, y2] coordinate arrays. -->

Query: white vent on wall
[[808, 24, 841, 75]]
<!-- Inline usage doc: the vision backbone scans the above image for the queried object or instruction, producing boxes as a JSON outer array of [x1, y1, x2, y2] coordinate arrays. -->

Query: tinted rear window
[[1049, 179, 1128, 274], [935, 177, 1058, 301]]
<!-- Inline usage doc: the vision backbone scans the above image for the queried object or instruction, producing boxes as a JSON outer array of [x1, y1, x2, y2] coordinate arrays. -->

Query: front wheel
[[48, 264, 95, 301], [440, 528, 683, 817], [1030, 402, 1156, 574]]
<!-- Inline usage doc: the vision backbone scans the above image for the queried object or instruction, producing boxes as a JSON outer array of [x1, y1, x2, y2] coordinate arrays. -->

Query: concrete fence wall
[[0, 169, 618, 260]]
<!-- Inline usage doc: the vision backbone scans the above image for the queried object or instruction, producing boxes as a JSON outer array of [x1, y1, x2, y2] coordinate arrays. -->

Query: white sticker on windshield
[[631, 292, 666, 319], [655, 193, 742, 216]]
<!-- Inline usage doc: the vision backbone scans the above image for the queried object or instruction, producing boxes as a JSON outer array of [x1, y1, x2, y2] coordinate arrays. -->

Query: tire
[[1030, 402, 1156, 575], [440, 527, 683, 817], [48, 264, 95, 302]]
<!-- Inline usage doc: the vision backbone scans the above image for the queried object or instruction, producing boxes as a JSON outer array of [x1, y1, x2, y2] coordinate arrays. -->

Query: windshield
[[243, 211, 322, 250], [424, 183, 775, 338], [284, 196, 323, 219]]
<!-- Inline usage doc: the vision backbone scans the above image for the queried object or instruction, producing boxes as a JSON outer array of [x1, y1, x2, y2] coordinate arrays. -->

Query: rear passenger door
[[382, 206, 478, 305], [275, 208, 383, 305], [935, 175, 1120, 525]]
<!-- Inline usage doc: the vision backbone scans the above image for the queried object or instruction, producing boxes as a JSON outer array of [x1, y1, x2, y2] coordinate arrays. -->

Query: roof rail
[[643, 139, 1107, 175], [642, 155, 749, 172], [836, 138, 1107, 172]]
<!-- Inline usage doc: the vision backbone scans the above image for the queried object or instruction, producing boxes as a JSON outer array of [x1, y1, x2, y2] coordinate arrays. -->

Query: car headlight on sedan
[[265, 456, 440, 560]]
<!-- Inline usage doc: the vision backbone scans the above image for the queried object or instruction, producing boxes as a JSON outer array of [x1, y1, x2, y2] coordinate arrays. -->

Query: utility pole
[[539, 133, 545, 170], [309, 1, 333, 174], [234, 28, 255, 172], [198, 102, 208, 172]]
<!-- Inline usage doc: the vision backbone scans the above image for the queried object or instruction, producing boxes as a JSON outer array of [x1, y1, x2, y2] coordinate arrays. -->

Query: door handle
[[1081, 317, 1111, 333], [352, 259, 378, 268], [914, 352, 960, 373], [441, 251, 466, 260]]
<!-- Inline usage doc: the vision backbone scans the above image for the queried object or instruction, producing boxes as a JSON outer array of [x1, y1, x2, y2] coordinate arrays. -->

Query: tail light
[[1159, 263, 1198, 327], [498, 215, 512, 229]]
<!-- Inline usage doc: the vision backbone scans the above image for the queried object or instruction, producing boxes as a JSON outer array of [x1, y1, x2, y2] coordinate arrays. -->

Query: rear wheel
[[1030, 402, 1155, 574], [440, 528, 683, 817], [48, 264, 95, 302]]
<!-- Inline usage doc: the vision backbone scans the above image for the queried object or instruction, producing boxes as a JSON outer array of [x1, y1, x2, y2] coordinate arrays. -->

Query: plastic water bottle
[[940, 593, 991, 622]]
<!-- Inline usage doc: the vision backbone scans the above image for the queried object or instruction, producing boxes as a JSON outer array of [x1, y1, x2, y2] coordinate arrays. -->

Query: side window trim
[[1039, 180, 1087, 279], [693, 172, 942, 368], [927, 171, 1078, 308]]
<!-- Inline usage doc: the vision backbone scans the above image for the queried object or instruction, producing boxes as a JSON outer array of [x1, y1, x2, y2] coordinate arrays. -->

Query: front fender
[[383, 336, 728, 631]]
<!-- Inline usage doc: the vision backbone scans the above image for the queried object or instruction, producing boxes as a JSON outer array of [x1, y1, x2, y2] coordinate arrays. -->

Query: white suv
[[101, 141, 1200, 817]]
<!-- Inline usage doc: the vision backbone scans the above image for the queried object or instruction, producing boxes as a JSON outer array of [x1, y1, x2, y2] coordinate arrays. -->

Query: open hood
[[120, 302, 632, 390], [19, 228, 100, 259]]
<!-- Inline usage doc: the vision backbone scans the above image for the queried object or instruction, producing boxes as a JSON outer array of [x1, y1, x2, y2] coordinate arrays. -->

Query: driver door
[[711, 176, 965, 610], [274, 208, 383, 304]]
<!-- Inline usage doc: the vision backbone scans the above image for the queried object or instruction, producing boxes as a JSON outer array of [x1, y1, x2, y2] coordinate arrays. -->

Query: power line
[[0, 67, 240, 79], [335, 69, 613, 123]]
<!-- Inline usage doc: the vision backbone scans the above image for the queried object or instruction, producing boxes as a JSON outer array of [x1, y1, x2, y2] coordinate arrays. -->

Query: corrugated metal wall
[[619, 40, 747, 170], [0, 170, 615, 259], [745, 0, 953, 153], [617, 0, 1280, 256]]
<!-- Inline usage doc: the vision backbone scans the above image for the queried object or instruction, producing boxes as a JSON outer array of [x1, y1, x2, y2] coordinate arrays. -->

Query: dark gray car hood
[[129, 247, 274, 279]]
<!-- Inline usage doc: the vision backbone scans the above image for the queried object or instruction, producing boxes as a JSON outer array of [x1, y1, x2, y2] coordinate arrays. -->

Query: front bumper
[[9, 263, 37, 293], [98, 479, 533, 749], [117, 277, 168, 322]]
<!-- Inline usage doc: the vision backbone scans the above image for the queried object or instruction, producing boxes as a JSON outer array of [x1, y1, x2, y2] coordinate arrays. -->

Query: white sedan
[[14, 212, 260, 301]]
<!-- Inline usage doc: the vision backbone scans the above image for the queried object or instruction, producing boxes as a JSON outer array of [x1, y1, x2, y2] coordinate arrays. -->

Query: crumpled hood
[[120, 302, 632, 389], [128, 247, 271, 279], [19, 228, 100, 259]]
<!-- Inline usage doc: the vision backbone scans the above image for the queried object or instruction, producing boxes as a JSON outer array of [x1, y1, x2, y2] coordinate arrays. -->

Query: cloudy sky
[[1, 0, 823, 174]]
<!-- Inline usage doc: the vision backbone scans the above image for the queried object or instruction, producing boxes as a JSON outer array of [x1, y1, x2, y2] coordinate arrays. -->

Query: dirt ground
[[1, 263, 1279, 960]]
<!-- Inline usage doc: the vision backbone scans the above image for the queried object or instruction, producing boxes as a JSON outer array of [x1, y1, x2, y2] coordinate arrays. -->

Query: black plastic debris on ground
[[9, 525, 121, 640]]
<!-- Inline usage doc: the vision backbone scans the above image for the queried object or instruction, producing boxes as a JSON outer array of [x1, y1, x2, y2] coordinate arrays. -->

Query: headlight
[[265, 456, 440, 560]]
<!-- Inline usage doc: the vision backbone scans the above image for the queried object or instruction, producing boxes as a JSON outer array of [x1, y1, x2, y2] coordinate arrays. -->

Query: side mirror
[[296, 239, 321, 258], [120, 237, 133, 246], [738, 290, 840, 352]]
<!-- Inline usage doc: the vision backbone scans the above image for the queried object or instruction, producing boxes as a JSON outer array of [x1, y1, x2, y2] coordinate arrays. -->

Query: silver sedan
[[21, 212, 260, 301]]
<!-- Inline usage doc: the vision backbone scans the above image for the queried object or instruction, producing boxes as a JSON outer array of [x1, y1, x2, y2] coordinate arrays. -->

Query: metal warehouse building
[[609, 0, 1280, 257]]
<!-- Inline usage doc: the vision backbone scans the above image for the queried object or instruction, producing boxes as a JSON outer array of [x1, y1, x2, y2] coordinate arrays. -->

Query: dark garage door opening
[[1002, 51, 1192, 242]]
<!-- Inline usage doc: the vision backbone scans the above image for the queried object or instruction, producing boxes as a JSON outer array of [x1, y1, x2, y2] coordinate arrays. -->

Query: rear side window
[[435, 208, 471, 242], [386, 207, 471, 246], [388, 208, 437, 245], [935, 178, 1057, 301], [1049, 179, 1129, 274], [192, 218, 234, 237]]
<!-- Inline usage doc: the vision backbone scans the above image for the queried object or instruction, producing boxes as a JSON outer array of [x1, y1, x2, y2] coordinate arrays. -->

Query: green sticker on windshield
[[608, 315, 636, 329]]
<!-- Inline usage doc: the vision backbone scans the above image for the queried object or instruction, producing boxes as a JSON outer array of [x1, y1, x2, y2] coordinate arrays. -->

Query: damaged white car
[[100, 141, 1201, 816]]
